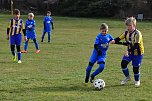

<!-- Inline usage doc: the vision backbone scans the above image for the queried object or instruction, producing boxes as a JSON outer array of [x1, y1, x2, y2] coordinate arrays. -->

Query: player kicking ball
[[21, 13, 40, 53], [114, 17, 144, 87], [85, 23, 115, 83]]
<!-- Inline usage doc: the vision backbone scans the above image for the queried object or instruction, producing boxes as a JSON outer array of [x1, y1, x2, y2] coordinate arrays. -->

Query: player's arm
[[94, 36, 102, 56], [114, 33, 128, 46], [21, 21, 27, 41], [51, 22, 54, 30], [6, 20, 11, 40], [133, 32, 141, 50], [30, 20, 35, 30], [109, 35, 115, 44], [43, 17, 46, 30], [22, 22, 26, 36]]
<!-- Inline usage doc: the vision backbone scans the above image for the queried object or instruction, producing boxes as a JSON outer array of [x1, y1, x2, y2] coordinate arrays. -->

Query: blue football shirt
[[94, 33, 114, 52], [26, 19, 36, 32], [44, 16, 53, 32]]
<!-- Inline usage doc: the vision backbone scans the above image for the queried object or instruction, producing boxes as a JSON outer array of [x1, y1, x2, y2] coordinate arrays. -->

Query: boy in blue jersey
[[7, 9, 26, 63], [85, 23, 115, 83], [21, 13, 40, 53], [114, 17, 144, 87], [41, 11, 54, 43]]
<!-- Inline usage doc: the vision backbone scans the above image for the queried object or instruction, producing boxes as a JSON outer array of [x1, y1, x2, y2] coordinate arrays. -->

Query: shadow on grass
[[0, 83, 95, 93], [0, 83, 135, 94]]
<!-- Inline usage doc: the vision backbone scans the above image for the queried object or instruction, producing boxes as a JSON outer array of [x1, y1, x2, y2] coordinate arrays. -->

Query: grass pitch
[[0, 14, 152, 101]]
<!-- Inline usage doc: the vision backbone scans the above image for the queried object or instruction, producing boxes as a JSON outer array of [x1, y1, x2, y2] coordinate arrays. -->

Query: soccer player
[[114, 17, 144, 87], [7, 9, 26, 63], [41, 11, 54, 43], [85, 23, 115, 83], [21, 13, 40, 53]]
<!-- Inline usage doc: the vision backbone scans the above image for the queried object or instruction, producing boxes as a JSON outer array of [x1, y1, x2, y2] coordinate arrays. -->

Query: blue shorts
[[89, 49, 106, 64], [26, 31, 36, 40], [10, 34, 22, 46], [122, 54, 143, 67], [43, 29, 51, 33]]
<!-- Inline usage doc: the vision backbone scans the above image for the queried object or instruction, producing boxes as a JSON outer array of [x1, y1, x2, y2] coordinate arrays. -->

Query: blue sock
[[42, 32, 46, 41], [11, 51, 15, 56], [34, 41, 39, 50], [86, 65, 93, 77], [48, 32, 51, 42], [91, 63, 105, 77], [24, 41, 28, 50], [134, 73, 140, 81], [17, 52, 21, 61], [122, 67, 129, 77]]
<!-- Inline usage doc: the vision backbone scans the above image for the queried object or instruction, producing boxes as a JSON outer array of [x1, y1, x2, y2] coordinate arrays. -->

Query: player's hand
[[110, 40, 115, 44], [124, 51, 129, 57], [6, 35, 9, 40], [24, 36, 27, 41], [122, 42, 129, 46]]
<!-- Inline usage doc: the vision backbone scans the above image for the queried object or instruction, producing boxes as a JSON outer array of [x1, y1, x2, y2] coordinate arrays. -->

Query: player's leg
[[132, 55, 143, 87], [48, 31, 51, 43], [90, 62, 105, 83], [90, 54, 106, 83], [41, 31, 46, 42], [121, 55, 131, 85], [11, 45, 16, 61], [10, 36, 16, 61], [22, 38, 29, 53], [33, 38, 40, 53], [85, 49, 97, 83], [16, 45, 21, 63], [16, 34, 22, 63]]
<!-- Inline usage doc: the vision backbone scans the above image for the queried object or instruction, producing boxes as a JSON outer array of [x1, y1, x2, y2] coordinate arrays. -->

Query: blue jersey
[[25, 19, 36, 39], [43, 16, 53, 32], [89, 33, 114, 64], [94, 33, 114, 52], [25, 19, 36, 32]]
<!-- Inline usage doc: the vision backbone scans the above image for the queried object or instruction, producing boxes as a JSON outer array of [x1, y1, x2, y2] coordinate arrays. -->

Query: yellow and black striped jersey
[[7, 18, 25, 36], [119, 29, 144, 55]]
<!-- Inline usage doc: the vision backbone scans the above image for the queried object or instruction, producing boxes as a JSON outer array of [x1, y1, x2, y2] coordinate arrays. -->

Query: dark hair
[[13, 9, 20, 15]]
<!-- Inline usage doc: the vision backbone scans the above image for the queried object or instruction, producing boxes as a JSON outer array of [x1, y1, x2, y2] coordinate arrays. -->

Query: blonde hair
[[125, 17, 136, 26], [100, 23, 108, 30], [28, 13, 34, 17]]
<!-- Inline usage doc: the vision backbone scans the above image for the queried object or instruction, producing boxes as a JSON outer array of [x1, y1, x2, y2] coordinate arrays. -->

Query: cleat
[[90, 75, 94, 83], [48, 41, 51, 43], [41, 40, 43, 43], [21, 50, 27, 53], [135, 81, 140, 87], [12, 54, 17, 61], [121, 76, 131, 85], [35, 49, 40, 53], [85, 76, 89, 83], [18, 60, 22, 64]]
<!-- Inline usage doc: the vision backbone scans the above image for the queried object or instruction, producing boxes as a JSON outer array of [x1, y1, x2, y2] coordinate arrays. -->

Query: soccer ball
[[93, 79, 105, 90]]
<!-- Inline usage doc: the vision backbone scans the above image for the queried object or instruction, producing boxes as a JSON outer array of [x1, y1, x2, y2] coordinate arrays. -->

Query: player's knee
[[89, 62, 94, 66], [98, 61, 105, 64], [16, 46, 21, 52], [133, 67, 139, 74], [33, 39, 36, 43], [121, 60, 129, 69], [99, 63, 105, 70], [11, 45, 15, 51]]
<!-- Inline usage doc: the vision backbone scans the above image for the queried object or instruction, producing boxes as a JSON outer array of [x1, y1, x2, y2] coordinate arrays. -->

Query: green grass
[[0, 14, 152, 101]]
